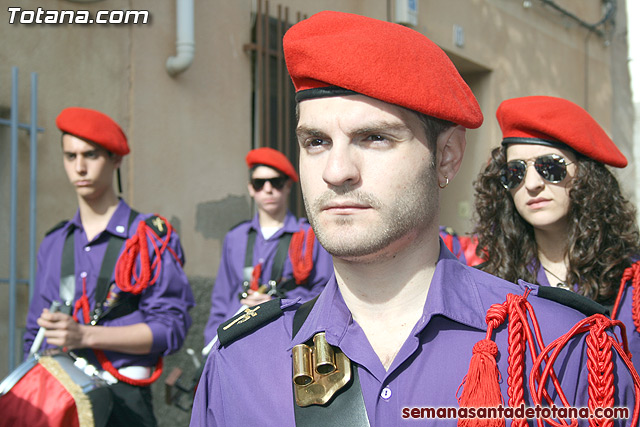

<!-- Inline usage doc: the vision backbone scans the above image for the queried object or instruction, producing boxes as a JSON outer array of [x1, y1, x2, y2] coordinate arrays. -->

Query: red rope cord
[[506, 295, 527, 427], [94, 215, 177, 386], [611, 260, 640, 334], [529, 314, 640, 427], [72, 275, 91, 324], [289, 228, 315, 285], [585, 322, 615, 427], [115, 215, 178, 295], [514, 296, 566, 412], [94, 349, 163, 387]]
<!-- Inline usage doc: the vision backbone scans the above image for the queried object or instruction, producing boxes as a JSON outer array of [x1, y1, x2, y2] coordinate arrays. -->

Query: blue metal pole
[[9, 67, 19, 371], [29, 72, 38, 303]]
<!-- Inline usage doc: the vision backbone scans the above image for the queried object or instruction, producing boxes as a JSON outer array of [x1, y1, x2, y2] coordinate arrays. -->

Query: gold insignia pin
[[292, 332, 352, 406], [152, 217, 165, 232], [222, 306, 261, 331]]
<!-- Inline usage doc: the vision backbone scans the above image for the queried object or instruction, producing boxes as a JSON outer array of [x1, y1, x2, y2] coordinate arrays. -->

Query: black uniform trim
[[46, 220, 69, 236], [217, 298, 283, 347], [145, 215, 168, 238], [292, 296, 319, 339], [537, 286, 609, 317], [295, 86, 359, 102]]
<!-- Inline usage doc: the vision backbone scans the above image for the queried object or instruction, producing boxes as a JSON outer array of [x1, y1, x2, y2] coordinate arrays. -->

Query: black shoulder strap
[[291, 297, 370, 427], [292, 296, 318, 339], [217, 298, 283, 346], [46, 220, 68, 236], [537, 285, 609, 317], [271, 232, 293, 282], [60, 209, 139, 324], [92, 210, 139, 323], [244, 228, 294, 284], [244, 229, 257, 270]]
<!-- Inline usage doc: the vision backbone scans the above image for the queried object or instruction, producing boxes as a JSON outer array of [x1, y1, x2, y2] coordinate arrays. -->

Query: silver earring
[[439, 176, 449, 189]]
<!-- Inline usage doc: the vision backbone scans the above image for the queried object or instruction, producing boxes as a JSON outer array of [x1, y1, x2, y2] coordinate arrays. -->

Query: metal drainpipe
[[166, 0, 195, 77]]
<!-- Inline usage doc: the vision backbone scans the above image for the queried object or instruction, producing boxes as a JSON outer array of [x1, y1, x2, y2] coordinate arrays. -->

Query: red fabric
[[245, 147, 299, 182], [442, 234, 455, 255], [0, 363, 80, 427], [283, 11, 483, 129], [56, 107, 129, 156], [250, 262, 262, 291], [458, 235, 486, 267], [497, 96, 627, 168]]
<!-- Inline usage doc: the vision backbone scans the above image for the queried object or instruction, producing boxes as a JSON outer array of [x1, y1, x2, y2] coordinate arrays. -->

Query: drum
[[0, 352, 113, 427]]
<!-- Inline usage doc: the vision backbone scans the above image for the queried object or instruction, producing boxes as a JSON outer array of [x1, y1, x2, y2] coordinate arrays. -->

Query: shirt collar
[[290, 239, 490, 349], [68, 199, 134, 239], [250, 211, 300, 237], [104, 199, 135, 237]]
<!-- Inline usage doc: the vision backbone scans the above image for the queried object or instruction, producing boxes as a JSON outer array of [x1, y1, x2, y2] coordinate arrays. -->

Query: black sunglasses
[[500, 154, 573, 190], [251, 176, 288, 191]]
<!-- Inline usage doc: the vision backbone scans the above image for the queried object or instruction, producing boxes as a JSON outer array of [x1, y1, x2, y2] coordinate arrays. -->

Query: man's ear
[[112, 154, 123, 169], [436, 125, 466, 184]]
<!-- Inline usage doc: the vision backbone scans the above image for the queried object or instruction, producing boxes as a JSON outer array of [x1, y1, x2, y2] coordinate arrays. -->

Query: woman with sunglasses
[[203, 147, 333, 351], [473, 95, 640, 368]]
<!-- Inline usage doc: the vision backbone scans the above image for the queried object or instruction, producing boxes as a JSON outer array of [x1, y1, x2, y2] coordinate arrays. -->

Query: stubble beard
[[304, 161, 438, 261]]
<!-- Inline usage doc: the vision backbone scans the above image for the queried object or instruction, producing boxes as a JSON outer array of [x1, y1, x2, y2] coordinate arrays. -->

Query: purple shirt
[[24, 199, 195, 369], [203, 211, 333, 344], [191, 242, 635, 426], [535, 264, 640, 373]]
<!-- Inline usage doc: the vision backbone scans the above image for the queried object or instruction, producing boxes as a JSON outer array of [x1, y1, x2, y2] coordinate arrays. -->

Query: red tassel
[[458, 339, 505, 427]]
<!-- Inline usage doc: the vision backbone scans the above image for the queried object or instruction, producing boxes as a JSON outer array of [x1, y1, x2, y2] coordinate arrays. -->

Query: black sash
[[292, 297, 370, 427], [60, 210, 139, 324], [244, 228, 294, 291]]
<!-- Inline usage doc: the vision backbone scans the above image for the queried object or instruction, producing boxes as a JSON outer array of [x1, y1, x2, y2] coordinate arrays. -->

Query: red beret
[[246, 147, 299, 182], [497, 96, 627, 168], [283, 11, 483, 129], [56, 107, 129, 156]]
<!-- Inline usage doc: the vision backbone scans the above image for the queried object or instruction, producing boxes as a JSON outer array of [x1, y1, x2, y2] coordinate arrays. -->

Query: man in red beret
[[202, 146, 333, 352], [191, 13, 636, 427], [21, 107, 195, 426]]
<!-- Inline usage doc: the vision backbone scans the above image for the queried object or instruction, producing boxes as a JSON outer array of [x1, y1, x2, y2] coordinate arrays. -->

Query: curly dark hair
[[472, 146, 640, 303]]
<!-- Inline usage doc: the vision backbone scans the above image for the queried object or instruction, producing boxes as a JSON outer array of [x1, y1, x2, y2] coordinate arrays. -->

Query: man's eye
[[365, 135, 392, 145], [307, 138, 326, 147], [85, 152, 99, 159], [64, 154, 76, 160]]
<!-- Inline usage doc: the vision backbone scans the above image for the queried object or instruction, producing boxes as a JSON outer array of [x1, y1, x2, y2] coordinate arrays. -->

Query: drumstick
[[29, 301, 61, 357]]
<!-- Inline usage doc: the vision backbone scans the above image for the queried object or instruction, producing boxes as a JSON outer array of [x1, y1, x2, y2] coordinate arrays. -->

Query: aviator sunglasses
[[500, 154, 573, 190], [251, 175, 288, 191]]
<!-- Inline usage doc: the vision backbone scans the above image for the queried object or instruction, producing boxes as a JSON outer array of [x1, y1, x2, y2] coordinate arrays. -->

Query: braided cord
[[586, 322, 615, 427]]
